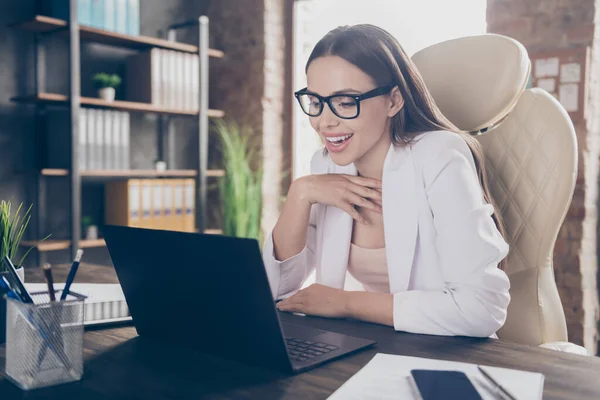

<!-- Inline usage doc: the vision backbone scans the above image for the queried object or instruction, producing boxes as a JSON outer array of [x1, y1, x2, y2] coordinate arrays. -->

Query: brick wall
[[208, 0, 293, 239], [487, 0, 600, 353]]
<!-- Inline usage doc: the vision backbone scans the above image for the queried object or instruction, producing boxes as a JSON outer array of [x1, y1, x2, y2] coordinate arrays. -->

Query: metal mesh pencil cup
[[4, 291, 86, 390]]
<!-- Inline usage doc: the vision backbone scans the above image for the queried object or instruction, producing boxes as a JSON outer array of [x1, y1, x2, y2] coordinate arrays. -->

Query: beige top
[[347, 243, 390, 293]]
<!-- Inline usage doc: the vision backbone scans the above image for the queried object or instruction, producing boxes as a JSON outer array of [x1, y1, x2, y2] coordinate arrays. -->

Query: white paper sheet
[[559, 83, 579, 112], [536, 78, 556, 93], [535, 57, 559, 78], [327, 353, 544, 400], [560, 63, 581, 83]]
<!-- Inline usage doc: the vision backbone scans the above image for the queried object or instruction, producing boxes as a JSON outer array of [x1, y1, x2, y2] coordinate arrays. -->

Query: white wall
[[293, 0, 487, 180]]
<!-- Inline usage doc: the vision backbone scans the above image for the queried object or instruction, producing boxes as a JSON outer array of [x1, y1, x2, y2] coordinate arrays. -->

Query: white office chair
[[411, 34, 588, 355]]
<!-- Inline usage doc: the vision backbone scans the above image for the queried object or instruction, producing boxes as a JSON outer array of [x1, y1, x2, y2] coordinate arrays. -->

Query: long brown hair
[[306, 24, 507, 270]]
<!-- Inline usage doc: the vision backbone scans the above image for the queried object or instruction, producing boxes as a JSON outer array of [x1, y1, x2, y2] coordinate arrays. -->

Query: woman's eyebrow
[[305, 88, 363, 96], [330, 88, 362, 95]]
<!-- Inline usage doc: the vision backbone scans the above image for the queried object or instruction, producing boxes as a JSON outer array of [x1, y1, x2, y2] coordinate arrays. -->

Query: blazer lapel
[[317, 162, 356, 289], [316, 144, 419, 293], [383, 144, 419, 293]]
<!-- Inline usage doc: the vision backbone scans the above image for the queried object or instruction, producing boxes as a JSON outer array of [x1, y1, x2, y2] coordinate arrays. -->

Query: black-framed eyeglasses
[[294, 84, 395, 119]]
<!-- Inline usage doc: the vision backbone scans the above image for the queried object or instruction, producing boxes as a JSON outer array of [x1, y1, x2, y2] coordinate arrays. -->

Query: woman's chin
[[328, 149, 357, 167]]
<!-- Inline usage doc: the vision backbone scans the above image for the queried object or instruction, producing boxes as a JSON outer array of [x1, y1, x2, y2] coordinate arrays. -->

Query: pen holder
[[4, 291, 86, 390]]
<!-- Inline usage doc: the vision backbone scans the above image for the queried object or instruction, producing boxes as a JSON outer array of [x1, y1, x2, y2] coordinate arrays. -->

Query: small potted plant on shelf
[[92, 72, 121, 102], [154, 159, 167, 172], [82, 216, 98, 240]]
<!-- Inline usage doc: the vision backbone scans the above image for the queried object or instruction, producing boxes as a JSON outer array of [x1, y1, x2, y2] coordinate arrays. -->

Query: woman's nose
[[318, 102, 340, 130]]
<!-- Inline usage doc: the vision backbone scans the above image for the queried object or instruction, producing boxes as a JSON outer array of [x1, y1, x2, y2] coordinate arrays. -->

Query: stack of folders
[[45, 0, 140, 36], [105, 179, 196, 232], [78, 109, 130, 171], [126, 49, 199, 111]]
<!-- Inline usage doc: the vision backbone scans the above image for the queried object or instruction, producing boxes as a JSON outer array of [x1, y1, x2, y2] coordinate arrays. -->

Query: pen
[[478, 365, 517, 400], [42, 263, 56, 301], [60, 249, 83, 300], [0, 275, 71, 371]]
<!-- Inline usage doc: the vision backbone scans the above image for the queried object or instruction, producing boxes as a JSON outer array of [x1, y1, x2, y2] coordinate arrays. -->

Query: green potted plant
[[213, 120, 263, 242], [82, 215, 98, 240], [92, 72, 121, 102], [0, 200, 47, 344], [0, 201, 38, 280]]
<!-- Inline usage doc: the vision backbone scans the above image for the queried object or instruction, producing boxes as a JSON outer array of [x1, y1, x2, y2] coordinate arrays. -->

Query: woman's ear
[[388, 86, 404, 117]]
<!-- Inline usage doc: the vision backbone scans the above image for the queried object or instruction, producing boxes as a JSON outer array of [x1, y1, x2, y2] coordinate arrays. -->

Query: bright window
[[292, 0, 487, 180]]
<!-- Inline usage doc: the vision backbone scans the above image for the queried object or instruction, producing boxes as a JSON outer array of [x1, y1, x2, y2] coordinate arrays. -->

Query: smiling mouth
[[325, 133, 354, 145]]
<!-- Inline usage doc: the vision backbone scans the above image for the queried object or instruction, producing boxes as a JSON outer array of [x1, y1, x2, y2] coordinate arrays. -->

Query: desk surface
[[1, 310, 600, 400]]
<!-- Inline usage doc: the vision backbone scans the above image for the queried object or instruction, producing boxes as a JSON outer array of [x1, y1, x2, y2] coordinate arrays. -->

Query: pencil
[[60, 249, 83, 301], [477, 365, 517, 400], [42, 263, 56, 302]]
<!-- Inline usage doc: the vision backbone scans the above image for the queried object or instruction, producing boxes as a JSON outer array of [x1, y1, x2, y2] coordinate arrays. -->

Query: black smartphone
[[409, 369, 482, 400]]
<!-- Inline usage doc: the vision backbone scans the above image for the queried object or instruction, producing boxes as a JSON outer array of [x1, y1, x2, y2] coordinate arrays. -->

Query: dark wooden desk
[[1, 309, 600, 399]]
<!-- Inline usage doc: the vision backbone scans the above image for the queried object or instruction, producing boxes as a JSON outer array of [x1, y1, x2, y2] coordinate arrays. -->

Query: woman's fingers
[[344, 175, 382, 189], [337, 200, 366, 223], [353, 184, 382, 201], [345, 192, 382, 213]]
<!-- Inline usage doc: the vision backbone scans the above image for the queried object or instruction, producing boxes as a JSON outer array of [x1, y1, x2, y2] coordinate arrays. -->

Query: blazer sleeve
[[393, 135, 511, 338], [262, 150, 325, 301], [262, 207, 317, 301]]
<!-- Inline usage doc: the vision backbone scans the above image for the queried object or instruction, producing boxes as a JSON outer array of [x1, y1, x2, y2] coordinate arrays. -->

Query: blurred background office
[[1, 0, 599, 355]]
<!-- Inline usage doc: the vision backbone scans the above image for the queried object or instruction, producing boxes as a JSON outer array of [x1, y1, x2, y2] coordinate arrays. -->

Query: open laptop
[[102, 225, 376, 374]]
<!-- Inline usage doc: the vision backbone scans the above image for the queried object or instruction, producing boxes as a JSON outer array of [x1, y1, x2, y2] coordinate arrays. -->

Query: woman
[[262, 24, 510, 338]]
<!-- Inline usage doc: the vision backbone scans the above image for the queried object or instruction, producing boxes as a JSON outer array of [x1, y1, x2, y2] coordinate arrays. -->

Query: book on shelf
[[126, 49, 199, 111], [43, 0, 140, 36], [105, 178, 196, 232], [79, 108, 130, 171]]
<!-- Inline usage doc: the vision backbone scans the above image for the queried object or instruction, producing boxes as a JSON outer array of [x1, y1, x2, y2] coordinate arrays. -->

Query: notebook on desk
[[328, 353, 544, 400], [24, 283, 132, 327]]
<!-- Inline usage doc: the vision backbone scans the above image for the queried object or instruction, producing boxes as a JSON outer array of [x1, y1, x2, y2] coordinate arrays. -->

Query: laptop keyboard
[[285, 337, 339, 362]]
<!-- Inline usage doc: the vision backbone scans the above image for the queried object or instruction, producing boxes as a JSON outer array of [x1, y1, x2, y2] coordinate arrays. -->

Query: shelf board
[[206, 169, 226, 177], [40, 169, 225, 178], [20, 240, 71, 252], [80, 239, 107, 248], [11, 15, 225, 57], [41, 168, 69, 176], [204, 229, 224, 235], [81, 170, 198, 178], [11, 93, 225, 118]]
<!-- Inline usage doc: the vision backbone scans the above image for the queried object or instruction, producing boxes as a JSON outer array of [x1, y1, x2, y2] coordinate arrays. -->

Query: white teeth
[[326, 134, 352, 143]]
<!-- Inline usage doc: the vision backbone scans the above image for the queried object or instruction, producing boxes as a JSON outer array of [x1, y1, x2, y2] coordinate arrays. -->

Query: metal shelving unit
[[9, 0, 224, 267]]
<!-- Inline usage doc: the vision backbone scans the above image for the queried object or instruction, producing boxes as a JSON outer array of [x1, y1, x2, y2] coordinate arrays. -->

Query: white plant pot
[[15, 266, 24, 283], [99, 87, 115, 102], [85, 225, 99, 240], [155, 161, 167, 172]]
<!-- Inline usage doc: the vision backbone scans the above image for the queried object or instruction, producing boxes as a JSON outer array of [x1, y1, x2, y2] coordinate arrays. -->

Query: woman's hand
[[276, 284, 349, 318], [294, 174, 382, 223]]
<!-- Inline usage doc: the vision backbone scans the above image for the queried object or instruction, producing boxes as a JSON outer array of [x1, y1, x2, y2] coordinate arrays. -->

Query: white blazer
[[262, 130, 510, 338]]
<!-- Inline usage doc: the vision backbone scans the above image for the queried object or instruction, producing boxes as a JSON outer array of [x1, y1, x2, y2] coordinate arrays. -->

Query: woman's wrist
[[290, 176, 313, 205], [341, 290, 354, 319]]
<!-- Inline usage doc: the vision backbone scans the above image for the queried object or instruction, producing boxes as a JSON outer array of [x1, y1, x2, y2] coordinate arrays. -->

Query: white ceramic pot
[[86, 225, 99, 240], [99, 87, 115, 102], [15, 266, 24, 282], [155, 161, 167, 172]]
